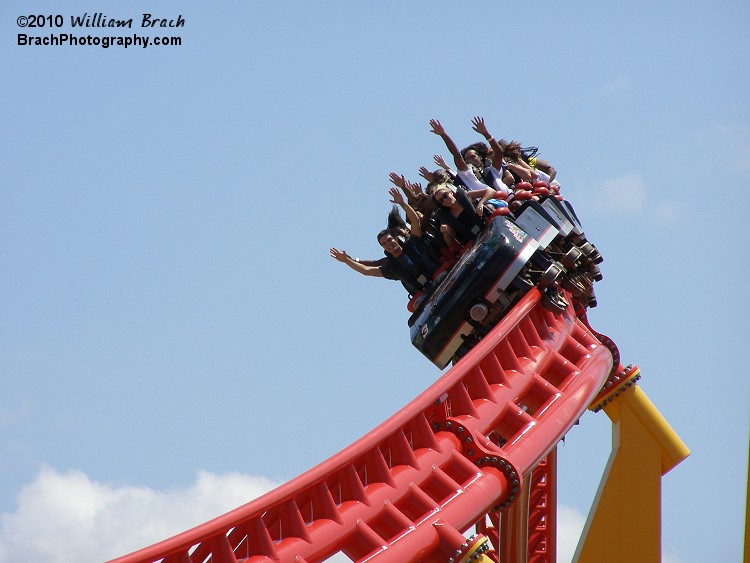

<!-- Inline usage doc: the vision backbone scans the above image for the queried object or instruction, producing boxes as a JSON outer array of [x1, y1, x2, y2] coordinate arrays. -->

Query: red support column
[[527, 449, 557, 563]]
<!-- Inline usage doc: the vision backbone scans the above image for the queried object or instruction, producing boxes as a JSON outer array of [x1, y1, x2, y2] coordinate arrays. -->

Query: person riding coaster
[[330, 188, 445, 298], [332, 117, 604, 367]]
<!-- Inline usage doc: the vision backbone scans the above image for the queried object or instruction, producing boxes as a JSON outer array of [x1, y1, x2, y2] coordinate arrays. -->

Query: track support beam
[[574, 382, 689, 563]]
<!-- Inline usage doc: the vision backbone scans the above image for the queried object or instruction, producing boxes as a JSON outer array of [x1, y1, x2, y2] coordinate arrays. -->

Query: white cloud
[[586, 173, 647, 215], [570, 173, 684, 225], [0, 470, 685, 563], [597, 77, 632, 97], [0, 472, 592, 563], [0, 466, 279, 563]]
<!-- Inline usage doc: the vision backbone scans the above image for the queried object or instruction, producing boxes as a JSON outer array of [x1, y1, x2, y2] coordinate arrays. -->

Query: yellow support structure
[[452, 535, 496, 563], [575, 383, 690, 563]]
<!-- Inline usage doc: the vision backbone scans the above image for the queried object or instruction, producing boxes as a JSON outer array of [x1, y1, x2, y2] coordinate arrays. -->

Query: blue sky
[[1, 1, 748, 561]]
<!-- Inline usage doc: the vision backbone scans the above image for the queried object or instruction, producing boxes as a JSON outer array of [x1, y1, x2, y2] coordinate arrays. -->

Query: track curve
[[108, 287, 613, 563]]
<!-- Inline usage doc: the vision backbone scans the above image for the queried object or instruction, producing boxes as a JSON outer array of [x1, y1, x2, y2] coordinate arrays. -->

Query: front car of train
[[409, 197, 603, 368]]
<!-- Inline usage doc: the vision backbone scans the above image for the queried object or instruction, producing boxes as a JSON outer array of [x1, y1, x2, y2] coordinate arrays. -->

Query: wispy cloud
[[572, 172, 646, 215], [597, 76, 632, 97], [0, 403, 31, 429], [703, 123, 750, 174], [0, 468, 687, 563], [650, 200, 689, 224], [569, 173, 685, 225], [597, 173, 647, 213], [0, 466, 279, 563]]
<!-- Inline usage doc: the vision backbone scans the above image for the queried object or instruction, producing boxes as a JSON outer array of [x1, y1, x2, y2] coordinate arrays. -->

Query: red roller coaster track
[[109, 287, 614, 563]]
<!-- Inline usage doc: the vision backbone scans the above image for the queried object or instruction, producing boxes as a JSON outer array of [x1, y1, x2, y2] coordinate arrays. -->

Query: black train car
[[409, 201, 601, 368]]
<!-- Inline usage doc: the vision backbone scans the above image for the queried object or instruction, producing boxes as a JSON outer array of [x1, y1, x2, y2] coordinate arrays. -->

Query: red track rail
[[109, 288, 613, 563]]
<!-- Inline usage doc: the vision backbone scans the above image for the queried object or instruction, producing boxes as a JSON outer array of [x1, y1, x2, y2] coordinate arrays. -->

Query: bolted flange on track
[[589, 364, 641, 413]]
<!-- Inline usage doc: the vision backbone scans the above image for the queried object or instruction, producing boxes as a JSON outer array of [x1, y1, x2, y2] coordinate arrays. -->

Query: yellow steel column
[[575, 383, 690, 563]]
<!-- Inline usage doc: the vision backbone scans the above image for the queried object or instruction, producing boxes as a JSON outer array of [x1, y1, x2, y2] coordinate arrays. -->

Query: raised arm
[[433, 154, 455, 174], [506, 161, 534, 182], [534, 157, 558, 184], [471, 116, 505, 170], [467, 187, 495, 216], [357, 256, 388, 267], [405, 180, 426, 198], [389, 187, 422, 237], [467, 187, 495, 205], [330, 248, 384, 277], [388, 172, 418, 205], [504, 141, 535, 182], [429, 119, 468, 172], [418, 166, 434, 183]]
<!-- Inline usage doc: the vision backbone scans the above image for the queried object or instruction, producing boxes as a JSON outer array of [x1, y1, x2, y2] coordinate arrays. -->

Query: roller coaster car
[[409, 215, 566, 369], [514, 197, 603, 297]]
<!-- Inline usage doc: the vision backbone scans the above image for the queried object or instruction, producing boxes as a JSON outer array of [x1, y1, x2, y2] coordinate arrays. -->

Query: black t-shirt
[[434, 187, 485, 245], [379, 236, 440, 294]]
